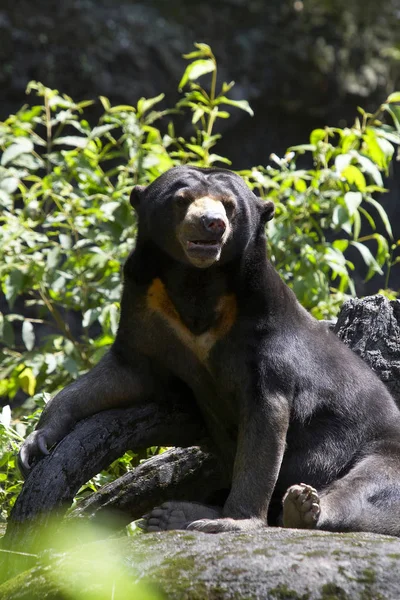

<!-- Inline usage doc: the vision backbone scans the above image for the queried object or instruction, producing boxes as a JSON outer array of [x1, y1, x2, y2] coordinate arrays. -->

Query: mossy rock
[[1, 528, 400, 599]]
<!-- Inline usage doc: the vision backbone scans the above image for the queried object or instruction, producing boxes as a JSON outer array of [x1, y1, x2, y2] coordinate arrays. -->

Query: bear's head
[[130, 166, 274, 269]]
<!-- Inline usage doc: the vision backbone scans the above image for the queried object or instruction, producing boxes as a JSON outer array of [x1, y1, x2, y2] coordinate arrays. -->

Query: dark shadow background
[[1, 0, 400, 295], [1, 0, 400, 407]]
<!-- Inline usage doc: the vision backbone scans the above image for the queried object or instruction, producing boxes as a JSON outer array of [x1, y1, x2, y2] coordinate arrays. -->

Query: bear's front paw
[[141, 501, 222, 532], [18, 429, 50, 478], [187, 517, 265, 533]]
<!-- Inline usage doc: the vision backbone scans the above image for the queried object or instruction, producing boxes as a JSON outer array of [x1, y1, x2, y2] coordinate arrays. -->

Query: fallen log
[[1, 399, 213, 558]]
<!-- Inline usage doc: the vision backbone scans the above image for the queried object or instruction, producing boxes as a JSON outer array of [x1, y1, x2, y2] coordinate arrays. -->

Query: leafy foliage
[[0, 43, 399, 517], [242, 98, 400, 314]]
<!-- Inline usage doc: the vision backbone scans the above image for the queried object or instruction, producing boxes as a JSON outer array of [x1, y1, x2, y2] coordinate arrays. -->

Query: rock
[[2, 528, 400, 599], [334, 296, 400, 402]]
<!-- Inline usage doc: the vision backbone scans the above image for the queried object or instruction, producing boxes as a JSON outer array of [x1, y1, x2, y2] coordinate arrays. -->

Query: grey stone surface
[[2, 528, 400, 599]]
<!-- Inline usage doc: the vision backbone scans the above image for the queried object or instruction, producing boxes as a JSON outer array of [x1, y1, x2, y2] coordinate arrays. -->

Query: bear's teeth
[[189, 240, 218, 246]]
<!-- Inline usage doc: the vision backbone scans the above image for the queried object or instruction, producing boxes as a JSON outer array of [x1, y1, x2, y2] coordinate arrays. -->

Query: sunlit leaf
[[22, 320, 35, 351], [387, 92, 400, 103], [335, 153, 352, 174], [99, 96, 111, 111], [89, 125, 117, 139], [351, 241, 383, 276], [310, 129, 326, 145], [341, 166, 366, 191], [4, 270, 24, 308], [18, 367, 36, 396], [137, 94, 165, 116], [344, 191, 362, 216], [216, 97, 254, 116], [365, 196, 393, 239], [178, 59, 215, 90], [357, 155, 384, 186], [1, 138, 34, 166], [53, 136, 88, 148]]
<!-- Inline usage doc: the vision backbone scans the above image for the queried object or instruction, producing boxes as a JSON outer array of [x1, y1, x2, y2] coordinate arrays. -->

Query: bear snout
[[201, 213, 227, 238]]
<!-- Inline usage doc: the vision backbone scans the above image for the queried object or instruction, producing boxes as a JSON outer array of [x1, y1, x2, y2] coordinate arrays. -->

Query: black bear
[[19, 166, 400, 534]]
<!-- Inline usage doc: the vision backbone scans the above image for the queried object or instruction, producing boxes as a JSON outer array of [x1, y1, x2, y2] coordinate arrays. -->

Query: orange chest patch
[[146, 278, 237, 364]]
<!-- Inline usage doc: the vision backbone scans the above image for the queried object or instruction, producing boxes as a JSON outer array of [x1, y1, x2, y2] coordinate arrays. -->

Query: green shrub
[[0, 43, 399, 517]]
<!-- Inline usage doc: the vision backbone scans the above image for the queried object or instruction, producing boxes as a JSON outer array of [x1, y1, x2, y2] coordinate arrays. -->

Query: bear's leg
[[283, 444, 400, 536], [19, 349, 156, 476]]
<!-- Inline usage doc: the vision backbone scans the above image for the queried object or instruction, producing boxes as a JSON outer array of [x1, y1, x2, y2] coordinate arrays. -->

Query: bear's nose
[[201, 213, 227, 236]]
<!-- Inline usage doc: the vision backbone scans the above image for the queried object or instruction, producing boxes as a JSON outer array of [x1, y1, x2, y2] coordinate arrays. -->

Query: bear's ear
[[130, 185, 147, 209], [258, 199, 275, 224]]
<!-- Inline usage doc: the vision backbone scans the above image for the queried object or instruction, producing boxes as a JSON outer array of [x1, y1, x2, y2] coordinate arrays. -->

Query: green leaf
[[137, 94, 165, 116], [288, 144, 316, 153], [344, 191, 362, 216], [376, 137, 394, 163], [53, 136, 88, 148], [99, 96, 111, 111], [310, 129, 326, 145], [216, 110, 230, 119], [335, 153, 352, 174], [89, 125, 116, 139], [353, 209, 361, 241], [333, 239, 349, 253], [208, 154, 232, 165], [1, 138, 34, 166], [387, 92, 400, 103], [0, 316, 15, 347], [178, 59, 215, 90], [216, 97, 254, 117], [192, 108, 205, 124], [351, 241, 383, 276], [332, 205, 352, 235], [375, 127, 400, 145], [341, 165, 366, 191], [371, 233, 390, 266], [363, 129, 387, 169], [182, 43, 212, 59], [0, 189, 13, 209], [107, 105, 136, 113], [294, 178, 307, 193], [364, 196, 393, 239], [82, 307, 102, 328], [46, 247, 60, 270], [1, 176, 19, 194], [59, 234, 72, 249], [4, 270, 24, 308], [18, 367, 36, 396], [356, 155, 384, 187], [22, 320, 35, 351], [185, 143, 206, 157], [183, 50, 208, 60], [341, 133, 359, 153]]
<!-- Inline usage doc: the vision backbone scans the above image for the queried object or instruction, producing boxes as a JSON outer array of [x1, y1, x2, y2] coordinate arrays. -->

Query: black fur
[[19, 166, 400, 535]]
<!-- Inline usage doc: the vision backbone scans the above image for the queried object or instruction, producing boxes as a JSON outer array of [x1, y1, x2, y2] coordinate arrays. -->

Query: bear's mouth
[[186, 240, 222, 255], [184, 239, 223, 266], [187, 240, 220, 249]]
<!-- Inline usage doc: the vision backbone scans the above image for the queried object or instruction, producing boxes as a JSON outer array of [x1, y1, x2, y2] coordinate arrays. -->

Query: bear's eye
[[222, 197, 237, 217], [174, 191, 193, 208]]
